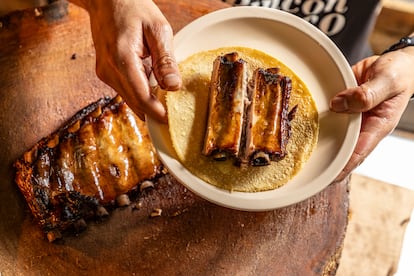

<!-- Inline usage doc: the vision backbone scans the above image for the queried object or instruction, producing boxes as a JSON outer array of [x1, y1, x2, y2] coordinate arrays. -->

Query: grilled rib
[[202, 52, 248, 161], [14, 95, 163, 241], [241, 68, 296, 166]]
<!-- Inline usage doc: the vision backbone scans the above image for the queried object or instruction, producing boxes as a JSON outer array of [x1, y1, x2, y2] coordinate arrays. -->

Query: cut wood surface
[[337, 174, 414, 276], [0, 1, 348, 275]]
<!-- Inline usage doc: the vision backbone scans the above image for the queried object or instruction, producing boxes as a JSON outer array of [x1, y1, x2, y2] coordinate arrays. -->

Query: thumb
[[329, 77, 392, 113], [144, 20, 181, 91]]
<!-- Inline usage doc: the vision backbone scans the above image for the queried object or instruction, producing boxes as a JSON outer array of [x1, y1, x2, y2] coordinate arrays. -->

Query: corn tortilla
[[165, 47, 319, 192]]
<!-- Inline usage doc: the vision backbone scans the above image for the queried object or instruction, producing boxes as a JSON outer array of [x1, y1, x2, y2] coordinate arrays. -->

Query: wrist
[[381, 35, 414, 101], [400, 43, 414, 101], [405, 47, 414, 101], [382, 35, 414, 54]]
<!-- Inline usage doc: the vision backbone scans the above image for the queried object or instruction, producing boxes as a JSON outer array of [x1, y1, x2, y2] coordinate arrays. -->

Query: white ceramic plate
[[147, 7, 361, 211]]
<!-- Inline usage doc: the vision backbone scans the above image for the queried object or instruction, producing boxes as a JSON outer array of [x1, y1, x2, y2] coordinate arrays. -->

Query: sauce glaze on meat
[[14, 96, 163, 241], [202, 52, 248, 161], [202, 53, 297, 167]]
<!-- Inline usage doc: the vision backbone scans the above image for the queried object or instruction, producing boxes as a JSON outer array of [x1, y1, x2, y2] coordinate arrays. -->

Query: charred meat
[[202, 52, 248, 161], [240, 68, 297, 166], [14, 96, 163, 241], [203, 53, 297, 167]]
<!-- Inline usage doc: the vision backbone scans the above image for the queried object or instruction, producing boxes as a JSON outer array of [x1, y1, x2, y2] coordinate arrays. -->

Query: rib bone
[[241, 68, 294, 166], [202, 52, 248, 161]]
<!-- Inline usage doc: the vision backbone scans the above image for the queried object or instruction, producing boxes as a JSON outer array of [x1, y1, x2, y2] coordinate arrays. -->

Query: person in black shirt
[[225, 0, 381, 64]]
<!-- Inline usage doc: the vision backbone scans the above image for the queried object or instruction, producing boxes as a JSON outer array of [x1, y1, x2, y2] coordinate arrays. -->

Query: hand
[[330, 47, 414, 181], [71, 0, 182, 122]]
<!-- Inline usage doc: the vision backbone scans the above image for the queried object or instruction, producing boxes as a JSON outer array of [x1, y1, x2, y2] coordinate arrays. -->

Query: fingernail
[[163, 73, 181, 90], [330, 96, 348, 112]]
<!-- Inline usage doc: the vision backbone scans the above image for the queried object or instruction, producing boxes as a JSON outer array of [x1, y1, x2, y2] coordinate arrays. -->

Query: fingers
[[329, 51, 414, 182], [330, 77, 393, 113], [116, 46, 168, 123], [120, 3, 181, 121], [143, 15, 182, 91], [153, 54, 182, 90], [96, 56, 167, 123], [89, 0, 179, 123], [333, 86, 410, 182], [330, 53, 413, 113]]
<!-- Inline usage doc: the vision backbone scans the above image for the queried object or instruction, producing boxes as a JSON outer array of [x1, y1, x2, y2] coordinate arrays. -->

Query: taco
[[165, 46, 318, 192]]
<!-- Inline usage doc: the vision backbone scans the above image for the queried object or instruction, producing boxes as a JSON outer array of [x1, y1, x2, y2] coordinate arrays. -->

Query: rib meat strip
[[202, 52, 248, 161], [240, 68, 297, 166]]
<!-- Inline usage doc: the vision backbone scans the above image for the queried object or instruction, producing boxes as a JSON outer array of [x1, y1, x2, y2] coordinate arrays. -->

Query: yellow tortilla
[[165, 47, 319, 192]]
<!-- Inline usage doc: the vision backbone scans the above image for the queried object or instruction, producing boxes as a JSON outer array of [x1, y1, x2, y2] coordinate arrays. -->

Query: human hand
[[71, 0, 181, 122], [330, 46, 414, 181]]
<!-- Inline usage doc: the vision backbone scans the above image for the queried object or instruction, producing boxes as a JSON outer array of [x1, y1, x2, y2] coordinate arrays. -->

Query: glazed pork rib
[[203, 52, 297, 166], [202, 52, 248, 161], [240, 68, 297, 166], [14, 95, 163, 241]]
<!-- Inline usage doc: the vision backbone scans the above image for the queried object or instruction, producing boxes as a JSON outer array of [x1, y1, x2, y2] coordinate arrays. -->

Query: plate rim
[[148, 6, 361, 211]]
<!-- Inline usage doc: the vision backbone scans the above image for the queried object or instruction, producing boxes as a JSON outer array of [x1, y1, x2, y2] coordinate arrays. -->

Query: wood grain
[[0, 1, 348, 275]]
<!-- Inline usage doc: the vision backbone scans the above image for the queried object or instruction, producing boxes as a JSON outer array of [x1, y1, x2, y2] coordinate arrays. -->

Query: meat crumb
[[150, 208, 162, 217], [34, 8, 43, 17]]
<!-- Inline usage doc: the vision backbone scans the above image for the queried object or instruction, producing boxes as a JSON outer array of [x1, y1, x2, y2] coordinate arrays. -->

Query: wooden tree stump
[[0, 1, 349, 275]]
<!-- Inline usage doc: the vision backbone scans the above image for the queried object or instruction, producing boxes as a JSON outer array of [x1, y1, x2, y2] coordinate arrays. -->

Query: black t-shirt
[[222, 0, 381, 64]]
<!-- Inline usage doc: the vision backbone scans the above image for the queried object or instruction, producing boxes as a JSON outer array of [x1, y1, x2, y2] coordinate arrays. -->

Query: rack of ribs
[[202, 52, 248, 161], [14, 95, 163, 242]]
